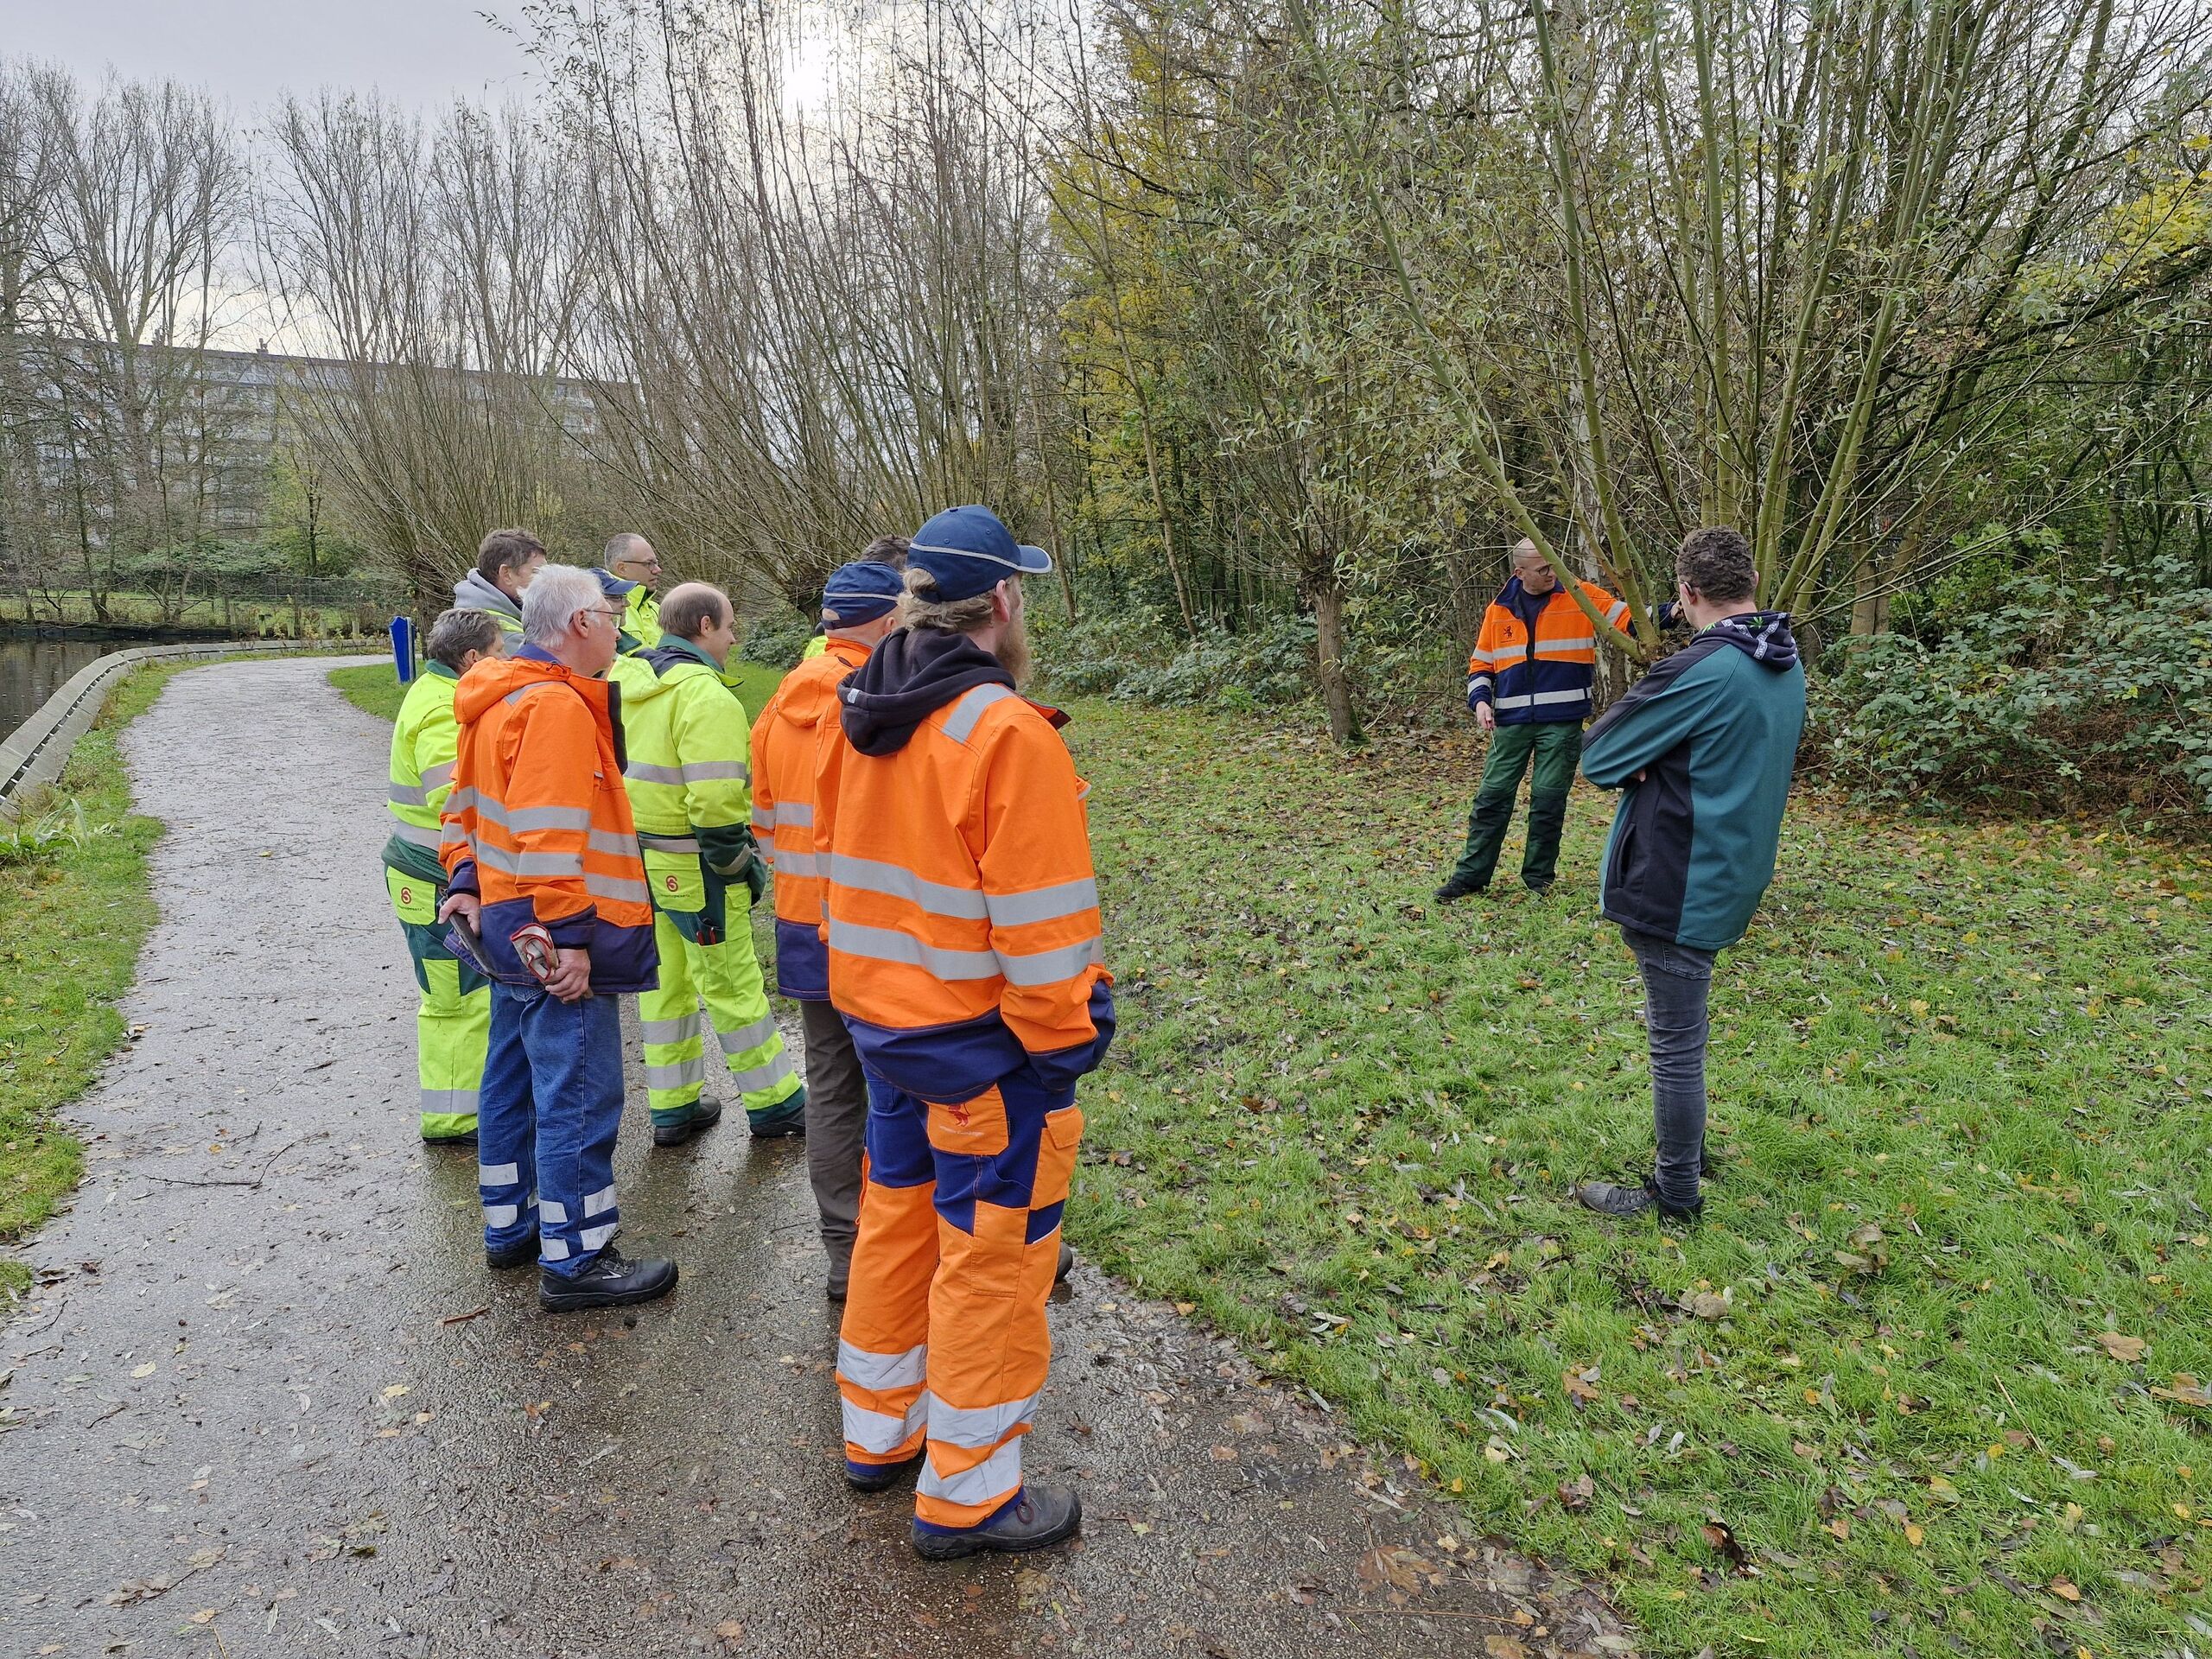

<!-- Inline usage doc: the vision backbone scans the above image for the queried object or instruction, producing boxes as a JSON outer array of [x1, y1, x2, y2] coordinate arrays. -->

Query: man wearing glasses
[[598, 532, 664, 651]]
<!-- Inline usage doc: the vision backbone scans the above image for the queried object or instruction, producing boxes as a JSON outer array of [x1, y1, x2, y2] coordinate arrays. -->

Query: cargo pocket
[[386, 866, 439, 924], [1032, 1105, 1085, 1210], [928, 1085, 1011, 1158]]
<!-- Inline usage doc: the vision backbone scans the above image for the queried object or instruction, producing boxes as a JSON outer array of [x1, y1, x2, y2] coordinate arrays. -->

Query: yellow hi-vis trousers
[[636, 887, 803, 1130], [385, 868, 489, 1140]]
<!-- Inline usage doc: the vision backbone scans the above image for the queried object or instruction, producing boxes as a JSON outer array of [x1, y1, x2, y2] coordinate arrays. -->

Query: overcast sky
[[3, 0, 543, 114]]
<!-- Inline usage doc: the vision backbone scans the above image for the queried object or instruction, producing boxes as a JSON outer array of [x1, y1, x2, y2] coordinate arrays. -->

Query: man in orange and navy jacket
[[438, 563, 677, 1316], [816, 505, 1109, 1562], [750, 552, 906, 1301], [1436, 538, 1632, 901]]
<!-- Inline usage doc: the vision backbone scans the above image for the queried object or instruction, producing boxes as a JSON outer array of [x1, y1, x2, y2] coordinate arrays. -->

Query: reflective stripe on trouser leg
[[509, 985, 626, 1277], [637, 910, 708, 1124], [914, 1071, 1084, 1533], [690, 923, 803, 1122], [475, 985, 539, 1256], [839, 1073, 938, 1471], [416, 954, 488, 1139]]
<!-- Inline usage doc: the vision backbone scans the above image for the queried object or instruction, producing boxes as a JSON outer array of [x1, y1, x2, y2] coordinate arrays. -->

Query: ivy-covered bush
[[1813, 562, 2212, 824], [1033, 607, 1319, 710], [741, 606, 816, 670]]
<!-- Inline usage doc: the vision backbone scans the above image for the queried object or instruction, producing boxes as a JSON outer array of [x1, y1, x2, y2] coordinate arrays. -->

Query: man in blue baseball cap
[[751, 550, 910, 1297]]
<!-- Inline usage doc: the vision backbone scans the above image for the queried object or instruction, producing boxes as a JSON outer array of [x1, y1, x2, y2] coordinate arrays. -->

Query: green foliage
[[1037, 607, 1321, 710], [740, 607, 815, 671], [1068, 700, 2211, 1659], [1815, 560, 2212, 825], [0, 799, 115, 870]]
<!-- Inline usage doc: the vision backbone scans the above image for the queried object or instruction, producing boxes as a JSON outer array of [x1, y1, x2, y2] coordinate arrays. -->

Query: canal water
[[0, 638, 118, 738]]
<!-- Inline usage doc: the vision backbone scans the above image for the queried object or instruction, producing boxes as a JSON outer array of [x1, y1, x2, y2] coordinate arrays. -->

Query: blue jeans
[[1623, 927, 1715, 1209], [476, 982, 625, 1279]]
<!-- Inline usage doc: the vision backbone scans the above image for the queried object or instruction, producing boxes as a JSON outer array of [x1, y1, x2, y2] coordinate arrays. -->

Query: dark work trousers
[[1623, 926, 1717, 1210], [1451, 719, 1583, 890], [800, 997, 868, 1285]]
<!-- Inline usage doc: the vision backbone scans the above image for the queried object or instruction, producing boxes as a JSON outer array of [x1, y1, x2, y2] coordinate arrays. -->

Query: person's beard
[[995, 610, 1033, 687]]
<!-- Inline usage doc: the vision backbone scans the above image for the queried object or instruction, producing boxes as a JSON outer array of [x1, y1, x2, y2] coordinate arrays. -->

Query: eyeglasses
[[585, 607, 625, 626]]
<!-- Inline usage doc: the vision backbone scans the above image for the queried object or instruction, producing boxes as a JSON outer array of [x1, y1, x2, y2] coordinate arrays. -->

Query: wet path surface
[[0, 658, 1633, 1658]]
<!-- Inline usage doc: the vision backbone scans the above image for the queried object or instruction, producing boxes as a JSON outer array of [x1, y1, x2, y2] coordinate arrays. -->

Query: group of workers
[[381, 508, 1108, 1558]]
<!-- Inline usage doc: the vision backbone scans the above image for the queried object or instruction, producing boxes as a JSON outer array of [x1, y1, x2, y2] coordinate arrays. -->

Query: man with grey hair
[[383, 607, 508, 1144], [438, 564, 677, 1312], [597, 532, 663, 650]]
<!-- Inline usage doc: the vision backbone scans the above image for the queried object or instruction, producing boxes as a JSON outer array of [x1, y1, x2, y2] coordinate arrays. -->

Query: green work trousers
[[1451, 720, 1583, 891]]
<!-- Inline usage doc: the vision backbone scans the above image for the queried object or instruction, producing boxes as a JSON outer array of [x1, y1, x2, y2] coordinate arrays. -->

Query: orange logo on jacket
[[946, 1101, 971, 1128], [664, 873, 679, 892], [398, 885, 415, 906]]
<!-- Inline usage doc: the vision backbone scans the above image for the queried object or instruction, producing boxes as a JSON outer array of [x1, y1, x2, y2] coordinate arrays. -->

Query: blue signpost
[[391, 615, 416, 684]]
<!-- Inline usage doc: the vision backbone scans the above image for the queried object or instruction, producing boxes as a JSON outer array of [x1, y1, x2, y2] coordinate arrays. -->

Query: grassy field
[[0, 664, 201, 1294], [327, 658, 2210, 1656]]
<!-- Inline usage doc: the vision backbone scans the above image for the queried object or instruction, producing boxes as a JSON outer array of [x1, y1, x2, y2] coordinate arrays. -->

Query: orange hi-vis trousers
[[836, 1066, 1084, 1534]]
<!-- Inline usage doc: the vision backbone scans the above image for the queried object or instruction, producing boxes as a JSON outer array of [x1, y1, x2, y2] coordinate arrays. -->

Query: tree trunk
[[1312, 576, 1359, 746]]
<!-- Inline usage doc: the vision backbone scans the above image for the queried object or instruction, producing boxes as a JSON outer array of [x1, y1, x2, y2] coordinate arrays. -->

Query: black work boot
[[826, 1246, 852, 1303], [486, 1235, 537, 1270], [538, 1246, 678, 1313], [653, 1099, 722, 1148], [847, 1450, 925, 1493], [911, 1485, 1083, 1560], [1576, 1176, 1702, 1224], [1055, 1242, 1075, 1283], [1433, 876, 1487, 904]]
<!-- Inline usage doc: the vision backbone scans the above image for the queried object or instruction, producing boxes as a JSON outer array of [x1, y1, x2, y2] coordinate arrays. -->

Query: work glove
[[744, 854, 769, 906]]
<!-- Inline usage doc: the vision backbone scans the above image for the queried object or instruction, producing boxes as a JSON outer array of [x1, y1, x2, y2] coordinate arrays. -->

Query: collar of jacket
[[1499, 574, 1569, 624], [641, 635, 721, 678], [822, 634, 874, 669], [424, 659, 460, 682], [839, 626, 1014, 755], [458, 648, 621, 766]]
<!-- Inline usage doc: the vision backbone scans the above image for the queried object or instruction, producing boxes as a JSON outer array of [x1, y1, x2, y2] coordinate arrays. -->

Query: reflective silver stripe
[[540, 1236, 570, 1261], [479, 1161, 519, 1185], [476, 844, 586, 879], [483, 1203, 519, 1227], [843, 1396, 930, 1455], [440, 820, 472, 846], [627, 760, 752, 787], [839, 1340, 928, 1393], [540, 1198, 569, 1224], [727, 1055, 798, 1095], [941, 683, 1014, 745], [1468, 673, 1493, 688], [637, 832, 699, 854], [916, 1439, 1022, 1507], [585, 874, 651, 904], [776, 802, 813, 826], [420, 761, 455, 788], [394, 823, 442, 850], [827, 920, 999, 980], [750, 809, 775, 834], [640, 1015, 703, 1046], [830, 854, 987, 920], [589, 830, 640, 857], [388, 780, 429, 805], [421, 1088, 479, 1112], [772, 850, 823, 878], [1466, 648, 1503, 667], [1535, 635, 1595, 652], [583, 1184, 617, 1217], [985, 878, 1099, 929], [580, 1221, 619, 1251], [1605, 600, 1629, 625], [998, 935, 1105, 988], [626, 762, 684, 786], [446, 786, 478, 813], [1493, 688, 1592, 711], [504, 804, 592, 833], [715, 1013, 781, 1055], [928, 1391, 1037, 1450], [645, 1056, 707, 1090]]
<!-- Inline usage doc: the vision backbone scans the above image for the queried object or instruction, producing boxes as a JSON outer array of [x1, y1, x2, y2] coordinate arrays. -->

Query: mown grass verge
[[0, 661, 226, 1294], [1064, 704, 2211, 1659]]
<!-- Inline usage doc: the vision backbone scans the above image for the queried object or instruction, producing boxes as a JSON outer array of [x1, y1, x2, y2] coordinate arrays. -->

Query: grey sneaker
[[1576, 1177, 1701, 1223]]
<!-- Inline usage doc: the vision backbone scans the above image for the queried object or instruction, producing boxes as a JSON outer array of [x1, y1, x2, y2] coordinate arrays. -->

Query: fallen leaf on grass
[[2098, 1332, 2147, 1363], [2152, 1373, 2211, 1407], [1683, 1292, 1729, 1320], [1562, 1365, 1600, 1403], [1559, 1473, 1595, 1510], [1700, 1519, 1752, 1572], [2050, 1577, 2082, 1601], [1904, 1523, 1925, 1547]]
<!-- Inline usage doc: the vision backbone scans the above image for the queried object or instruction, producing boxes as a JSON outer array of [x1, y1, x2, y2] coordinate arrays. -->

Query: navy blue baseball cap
[[906, 505, 1052, 603], [820, 560, 906, 627]]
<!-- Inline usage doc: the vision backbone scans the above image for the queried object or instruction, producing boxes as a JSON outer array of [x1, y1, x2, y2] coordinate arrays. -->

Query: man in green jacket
[[1574, 527, 1806, 1222], [613, 582, 806, 1145], [383, 608, 509, 1143], [600, 533, 664, 651]]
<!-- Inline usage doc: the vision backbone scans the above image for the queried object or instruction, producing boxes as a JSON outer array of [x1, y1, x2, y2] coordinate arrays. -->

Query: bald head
[[1511, 537, 1557, 595], [661, 582, 730, 639]]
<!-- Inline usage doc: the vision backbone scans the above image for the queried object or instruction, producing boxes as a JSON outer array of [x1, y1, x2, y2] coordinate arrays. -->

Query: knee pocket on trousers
[[928, 1086, 1010, 1158]]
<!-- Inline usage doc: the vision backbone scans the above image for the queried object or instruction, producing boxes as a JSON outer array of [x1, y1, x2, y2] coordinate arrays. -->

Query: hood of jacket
[[1706, 610, 1801, 671], [775, 637, 871, 733], [452, 568, 522, 621], [452, 647, 613, 731], [616, 637, 719, 708], [839, 626, 1013, 756]]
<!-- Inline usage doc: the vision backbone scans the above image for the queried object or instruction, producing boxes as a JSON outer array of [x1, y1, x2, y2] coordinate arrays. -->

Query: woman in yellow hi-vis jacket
[[383, 609, 508, 1144]]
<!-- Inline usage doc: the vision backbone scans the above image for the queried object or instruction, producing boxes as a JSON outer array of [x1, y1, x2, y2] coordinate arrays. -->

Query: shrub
[[741, 606, 815, 669]]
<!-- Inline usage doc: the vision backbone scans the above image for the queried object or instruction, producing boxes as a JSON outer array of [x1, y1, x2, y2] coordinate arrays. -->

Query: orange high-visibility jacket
[[441, 650, 658, 993], [749, 634, 870, 1001], [1466, 577, 1632, 725], [813, 639, 1111, 1103]]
